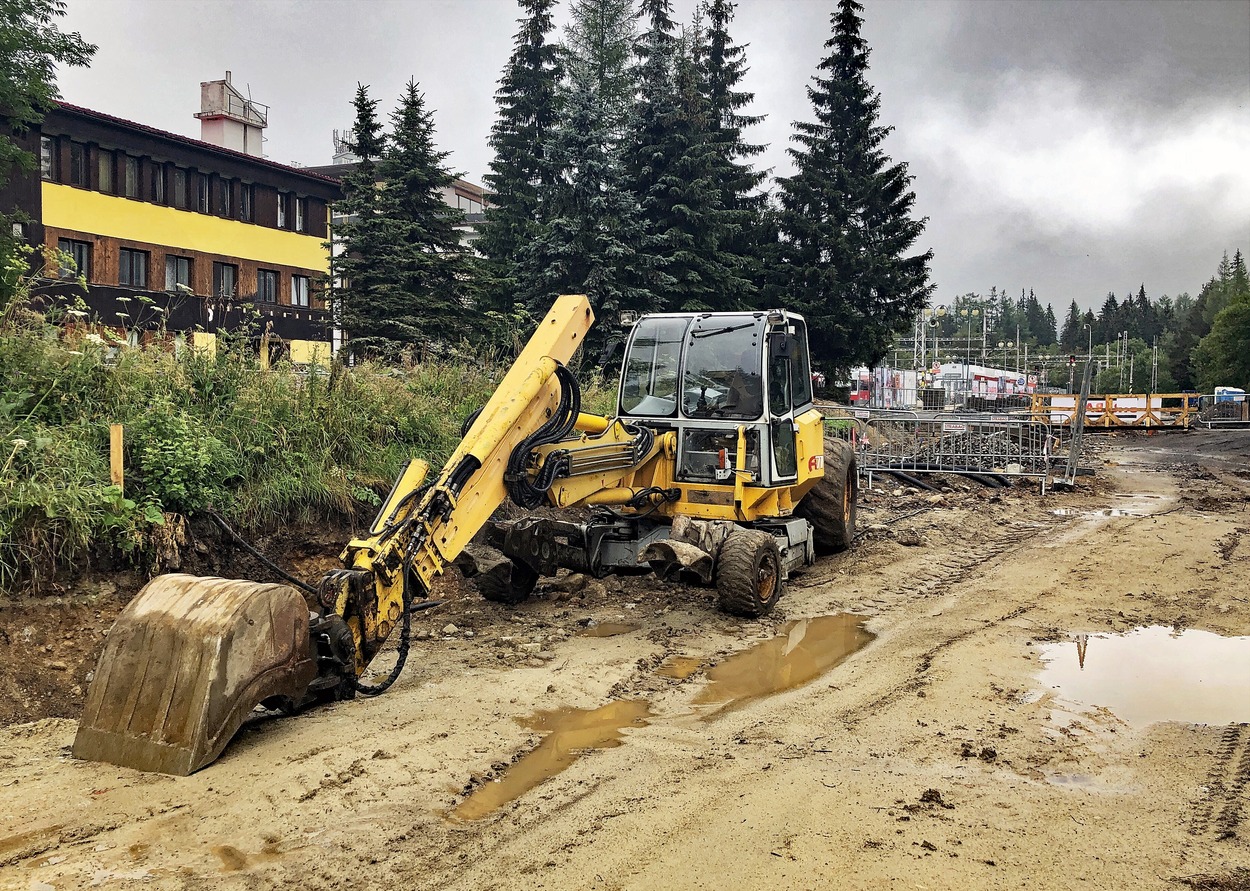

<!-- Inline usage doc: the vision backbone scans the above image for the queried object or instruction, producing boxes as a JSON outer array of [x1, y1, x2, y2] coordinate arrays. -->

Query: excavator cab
[[618, 310, 816, 488]]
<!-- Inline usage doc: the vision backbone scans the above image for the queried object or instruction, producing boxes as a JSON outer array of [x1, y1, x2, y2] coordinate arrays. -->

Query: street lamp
[[960, 307, 980, 404], [997, 340, 1014, 401]]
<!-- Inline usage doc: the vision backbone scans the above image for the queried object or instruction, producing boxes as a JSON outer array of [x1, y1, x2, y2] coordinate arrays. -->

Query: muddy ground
[[1, 429, 1248, 890]]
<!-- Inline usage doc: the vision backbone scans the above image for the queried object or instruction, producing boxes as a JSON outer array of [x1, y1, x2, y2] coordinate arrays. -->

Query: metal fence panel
[[858, 417, 1054, 479]]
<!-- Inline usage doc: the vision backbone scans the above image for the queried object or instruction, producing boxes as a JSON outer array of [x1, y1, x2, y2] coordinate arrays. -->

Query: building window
[[212, 262, 237, 298], [97, 150, 113, 193], [198, 176, 210, 213], [276, 193, 287, 229], [239, 184, 253, 222], [173, 168, 187, 208], [217, 179, 232, 217], [118, 248, 148, 288], [152, 165, 166, 204], [124, 156, 139, 198], [294, 197, 305, 232], [40, 137, 57, 181], [69, 143, 86, 187], [165, 255, 191, 292], [257, 269, 278, 303], [291, 274, 310, 307], [57, 238, 91, 279]]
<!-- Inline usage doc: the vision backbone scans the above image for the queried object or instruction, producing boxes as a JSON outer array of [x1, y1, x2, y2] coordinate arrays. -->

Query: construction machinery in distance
[[74, 294, 857, 775]]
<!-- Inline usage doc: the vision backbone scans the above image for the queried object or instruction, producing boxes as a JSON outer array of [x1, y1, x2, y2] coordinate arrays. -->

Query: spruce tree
[[773, 0, 933, 369], [701, 0, 768, 299], [375, 79, 471, 349], [517, 0, 651, 327], [625, 0, 681, 304], [330, 84, 396, 355], [1042, 303, 1058, 346], [477, 0, 563, 294], [1059, 300, 1082, 351]]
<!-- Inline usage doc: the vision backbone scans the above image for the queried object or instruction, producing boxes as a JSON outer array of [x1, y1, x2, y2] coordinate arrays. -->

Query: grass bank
[[0, 316, 612, 594]]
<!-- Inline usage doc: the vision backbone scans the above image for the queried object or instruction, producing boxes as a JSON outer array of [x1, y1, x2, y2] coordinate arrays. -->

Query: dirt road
[[2, 431, 1248, 890]]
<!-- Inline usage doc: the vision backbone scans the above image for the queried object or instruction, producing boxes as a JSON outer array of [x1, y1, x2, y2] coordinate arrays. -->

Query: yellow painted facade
[[41, 183, 329, 272], [191, 332, 217, 356], [289, 339, 330, 366]]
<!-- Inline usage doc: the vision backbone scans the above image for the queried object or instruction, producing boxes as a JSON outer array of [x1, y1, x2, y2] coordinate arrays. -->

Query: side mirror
[[768, 331, 795, 360]]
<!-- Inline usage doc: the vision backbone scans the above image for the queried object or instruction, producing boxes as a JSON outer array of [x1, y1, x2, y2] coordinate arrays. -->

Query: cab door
[[767, 331, 798, 482]]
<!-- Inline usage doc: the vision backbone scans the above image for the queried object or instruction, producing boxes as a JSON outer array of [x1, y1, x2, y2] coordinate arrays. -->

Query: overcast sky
[[55, 0, 1249, 313]]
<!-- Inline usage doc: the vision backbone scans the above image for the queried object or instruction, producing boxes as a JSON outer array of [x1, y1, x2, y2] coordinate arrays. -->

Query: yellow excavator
[[73, 294, 856, 775]]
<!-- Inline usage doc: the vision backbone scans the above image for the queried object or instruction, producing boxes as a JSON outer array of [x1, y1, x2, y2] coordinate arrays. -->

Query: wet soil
[[1, 428, 1248, 890]]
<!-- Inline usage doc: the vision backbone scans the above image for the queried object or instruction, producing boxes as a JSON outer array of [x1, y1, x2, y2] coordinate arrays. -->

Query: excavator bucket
[[73, 574, 318, 776]]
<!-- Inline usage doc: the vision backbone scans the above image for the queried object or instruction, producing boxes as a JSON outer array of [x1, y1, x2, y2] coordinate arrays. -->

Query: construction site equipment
[[76, 295, 856, 775]]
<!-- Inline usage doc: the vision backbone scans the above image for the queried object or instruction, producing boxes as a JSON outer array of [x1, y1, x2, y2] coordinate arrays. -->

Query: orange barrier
[[1030, 393, 1198, 429]]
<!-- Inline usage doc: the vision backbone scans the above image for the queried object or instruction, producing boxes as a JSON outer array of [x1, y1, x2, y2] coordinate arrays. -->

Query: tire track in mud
[[834, 518, 1051, 726], [1190, 723, 1250, 841]]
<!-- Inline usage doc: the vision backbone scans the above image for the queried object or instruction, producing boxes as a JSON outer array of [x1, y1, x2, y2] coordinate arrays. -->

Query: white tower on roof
[[195, 71, 268, 157]]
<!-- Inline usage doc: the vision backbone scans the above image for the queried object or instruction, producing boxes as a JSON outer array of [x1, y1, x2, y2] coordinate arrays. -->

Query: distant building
[[1, 74, 341, 363], [308, 140, 490, 250]]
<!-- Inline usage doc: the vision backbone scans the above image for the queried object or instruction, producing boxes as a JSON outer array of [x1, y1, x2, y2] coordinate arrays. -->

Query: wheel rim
[[757, 553, 779, 603], [843, 472, 851, 523]]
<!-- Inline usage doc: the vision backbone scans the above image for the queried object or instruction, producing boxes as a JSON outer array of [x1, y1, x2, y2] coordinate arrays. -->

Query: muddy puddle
[[694, 614, 875, 714], [451, 614, 872, 820], [1052, 492, 1172, 521], [657, 656, 703, 679], [1052, 508, 1142, 518], [1037, 626, 1250, 725], [450, 700, 651, 821]]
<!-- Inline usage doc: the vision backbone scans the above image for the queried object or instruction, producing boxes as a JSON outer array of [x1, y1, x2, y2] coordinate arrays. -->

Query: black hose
[[205, 510, 317, 595], [880, 470, 940, 492], [506, 363, 581, 509]]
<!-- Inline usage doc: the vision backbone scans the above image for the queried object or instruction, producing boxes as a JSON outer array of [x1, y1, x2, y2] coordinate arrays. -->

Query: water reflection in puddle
[[450, 700, 651, 821], [577, 622, 641, 638], [1037, 627, 1250, 726], [695, 614, 875, 714]]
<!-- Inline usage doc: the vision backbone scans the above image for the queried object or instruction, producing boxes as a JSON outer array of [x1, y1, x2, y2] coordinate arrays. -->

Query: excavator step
[[74, 574, 317, 776]]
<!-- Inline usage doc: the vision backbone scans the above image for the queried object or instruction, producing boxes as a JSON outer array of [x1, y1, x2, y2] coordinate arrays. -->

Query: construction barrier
[[1196, 393, 1250, 428], [856, 416, 1054, 484], [1030, 393, 1199, 429]]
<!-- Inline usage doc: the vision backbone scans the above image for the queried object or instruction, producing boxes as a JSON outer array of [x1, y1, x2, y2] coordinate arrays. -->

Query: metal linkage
[[856, 417, 1055, 486]]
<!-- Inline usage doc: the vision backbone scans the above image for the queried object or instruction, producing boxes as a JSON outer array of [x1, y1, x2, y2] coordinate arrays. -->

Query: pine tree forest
[[330, 0, 1247, 392]]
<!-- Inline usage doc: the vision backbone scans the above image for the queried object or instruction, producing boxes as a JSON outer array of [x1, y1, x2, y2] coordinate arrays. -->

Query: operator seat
[[724, 349, 763, 417]]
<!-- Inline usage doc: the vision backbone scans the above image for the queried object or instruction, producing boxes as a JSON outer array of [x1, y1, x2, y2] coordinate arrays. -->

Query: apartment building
[[3, 74, 341, 363]]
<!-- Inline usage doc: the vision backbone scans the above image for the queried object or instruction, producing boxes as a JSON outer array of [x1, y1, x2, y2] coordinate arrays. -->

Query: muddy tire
[[795, 438, 857, 554], [475, 559, 539, 606], [715, 529, 783, 618]]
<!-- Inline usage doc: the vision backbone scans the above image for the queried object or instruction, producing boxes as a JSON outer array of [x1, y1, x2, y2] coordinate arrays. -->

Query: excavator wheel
[[73, 574, 317, 776], [715, 529, 783, 618], [794, 438, 857, 554]]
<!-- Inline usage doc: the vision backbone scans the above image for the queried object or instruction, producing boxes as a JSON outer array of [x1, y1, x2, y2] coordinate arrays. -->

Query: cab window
[[620, 317, 688, 417], [682, 316, 765, 419]]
